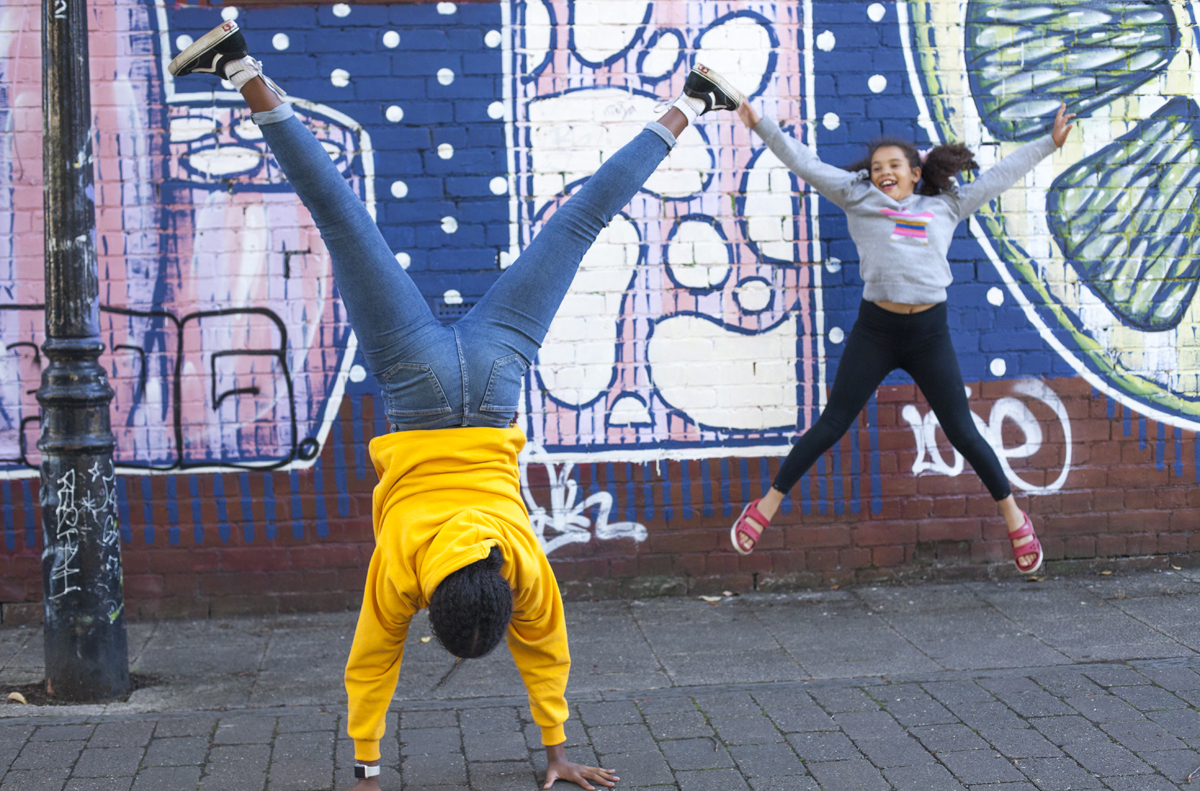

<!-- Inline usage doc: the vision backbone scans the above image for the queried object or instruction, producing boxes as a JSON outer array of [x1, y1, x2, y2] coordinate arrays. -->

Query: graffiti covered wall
[[2, 0, 1198, 620]]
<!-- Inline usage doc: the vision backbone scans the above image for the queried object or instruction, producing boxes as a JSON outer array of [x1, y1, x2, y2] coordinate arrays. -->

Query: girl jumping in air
[[730, 101, 1075, 575], [170, 20, 743, 791]]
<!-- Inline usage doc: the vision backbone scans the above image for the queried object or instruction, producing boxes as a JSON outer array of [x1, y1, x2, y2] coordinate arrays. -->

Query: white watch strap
[[355, 763, 381, 778]]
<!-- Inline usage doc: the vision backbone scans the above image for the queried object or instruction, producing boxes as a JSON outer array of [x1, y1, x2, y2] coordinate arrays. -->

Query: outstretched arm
[[736, 102, 862, 208], [952, 103, 1075, 219]]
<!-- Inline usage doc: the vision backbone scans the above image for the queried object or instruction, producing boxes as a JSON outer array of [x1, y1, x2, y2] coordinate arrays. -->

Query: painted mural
[[2, 0, 1195, 562], [903, 0, 1200, 429]]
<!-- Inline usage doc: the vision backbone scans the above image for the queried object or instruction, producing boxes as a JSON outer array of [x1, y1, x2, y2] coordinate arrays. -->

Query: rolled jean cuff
[[644, 121, 676, 149], [251, 103, 295, 126]]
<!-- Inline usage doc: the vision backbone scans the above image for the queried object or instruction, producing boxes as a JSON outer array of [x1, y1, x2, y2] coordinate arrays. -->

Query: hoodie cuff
[[354, 739, 381, 762], [540, 723, 567, 746]]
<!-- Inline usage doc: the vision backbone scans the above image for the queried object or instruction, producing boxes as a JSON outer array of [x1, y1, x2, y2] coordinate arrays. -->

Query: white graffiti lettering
[[519, 444, 647, 555], [901, 378, 1072, 494], [46, 469, 81, 599]]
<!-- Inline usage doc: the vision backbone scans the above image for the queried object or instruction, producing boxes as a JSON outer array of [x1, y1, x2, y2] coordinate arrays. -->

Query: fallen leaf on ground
[[1172, 565, 1182, 570], [1026, 576, 1045, 583], [420, 637, 431, 643], [1100, 570, 1112, 575], [7, 692, 26, 705], [697, 595, 722, 603]]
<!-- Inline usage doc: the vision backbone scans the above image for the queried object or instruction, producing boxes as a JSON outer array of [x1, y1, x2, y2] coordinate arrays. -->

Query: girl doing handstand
[[170, 21, 743, 791]]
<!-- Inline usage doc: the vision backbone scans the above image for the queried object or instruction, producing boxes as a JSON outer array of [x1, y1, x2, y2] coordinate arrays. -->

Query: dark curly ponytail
[[428, 546, 512, 659], [846, 137, 978, 196]]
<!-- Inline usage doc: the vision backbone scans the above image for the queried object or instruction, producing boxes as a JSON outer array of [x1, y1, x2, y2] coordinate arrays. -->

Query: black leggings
[[774, 300, 1012, 501]]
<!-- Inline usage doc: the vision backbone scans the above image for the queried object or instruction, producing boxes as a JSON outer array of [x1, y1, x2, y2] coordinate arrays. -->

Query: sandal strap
[[735, 518, 761, 542], [1016, 535, 1043, 572], [1008, 522, 1035, 541], [744, 501, 771, 529]]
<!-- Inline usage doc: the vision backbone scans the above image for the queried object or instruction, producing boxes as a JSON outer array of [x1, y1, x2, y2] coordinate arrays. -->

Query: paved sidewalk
[[5, 569, 1200, 789]]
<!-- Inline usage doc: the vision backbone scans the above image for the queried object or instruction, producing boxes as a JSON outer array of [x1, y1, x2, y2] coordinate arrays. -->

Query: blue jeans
[[254, 104, 676, 430]]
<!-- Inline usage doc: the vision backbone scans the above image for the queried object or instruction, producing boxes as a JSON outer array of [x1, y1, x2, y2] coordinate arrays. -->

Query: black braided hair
[[427, 546, 513, 659], [845, 137, 978, 196]]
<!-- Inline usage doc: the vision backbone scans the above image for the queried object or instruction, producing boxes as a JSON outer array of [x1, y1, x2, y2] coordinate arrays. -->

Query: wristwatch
[[354, 764, 381, 778]]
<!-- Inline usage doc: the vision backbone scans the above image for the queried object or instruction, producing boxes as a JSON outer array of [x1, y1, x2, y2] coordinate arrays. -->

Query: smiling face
[[870, 145, 921, 200]]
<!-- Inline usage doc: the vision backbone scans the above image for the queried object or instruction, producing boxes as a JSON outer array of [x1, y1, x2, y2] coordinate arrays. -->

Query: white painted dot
[[437, 143, 454, 160], [437, 2, 457, 14], [441, 216, 458, 234], [829, 327, 845, 344], [349, 364, 367, 383], [825, 257, 842, 273], [437, 68, 455, 86], [385, 105, 404, 123], [390, 180, 408, 199], [272, 33, 289, 51], [395, 252, 411, 269], [383, 30, 400, 49], [867, 2, 886, 22], [487, 101, 505, 120], [489, 176, 508, 195], [816, 30, 835, 51], [868, 74, 887, 93], [221, 7, 238, 21], [443, 289, 463, 305], [175, 35, 194, 52], [332, 3, 351, 17], [822, 112, 840, 130], [485, 29, 502, 48], [990, 358, 1007, 376], [331, 68, 351, 88], [498, 250, 515, 269], [987, 287, 1005, 306]]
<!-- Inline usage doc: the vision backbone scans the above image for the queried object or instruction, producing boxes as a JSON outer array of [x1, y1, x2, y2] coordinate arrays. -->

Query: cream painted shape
[[571, 0, 652, 64], [666, 220, 731, 289], [649, 314, 797, 430], [537, 215, 639, 406], [743, 146, 796, 260]]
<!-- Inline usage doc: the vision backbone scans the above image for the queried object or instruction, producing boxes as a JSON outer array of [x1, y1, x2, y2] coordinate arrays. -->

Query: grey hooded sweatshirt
[[752, 116, 1057, 305]]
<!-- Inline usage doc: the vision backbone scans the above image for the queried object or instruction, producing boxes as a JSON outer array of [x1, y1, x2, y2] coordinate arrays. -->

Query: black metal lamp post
[[37, 0, 130, 701]]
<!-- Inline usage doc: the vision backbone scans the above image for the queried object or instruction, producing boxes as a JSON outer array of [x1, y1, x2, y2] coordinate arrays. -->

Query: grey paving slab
[[5, 572, 1200, 789]]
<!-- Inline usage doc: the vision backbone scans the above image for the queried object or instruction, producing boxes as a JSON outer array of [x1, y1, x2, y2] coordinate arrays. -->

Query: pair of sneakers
[[169, 21, 743, 115]]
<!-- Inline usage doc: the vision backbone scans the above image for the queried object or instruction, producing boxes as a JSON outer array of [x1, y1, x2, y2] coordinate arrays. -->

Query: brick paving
[[6, 570, 1200, 789]]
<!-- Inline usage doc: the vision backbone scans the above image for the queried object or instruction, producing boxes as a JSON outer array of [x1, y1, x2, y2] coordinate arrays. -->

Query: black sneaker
[[168, 20, 249, 79], [683, 64, 744, 113]]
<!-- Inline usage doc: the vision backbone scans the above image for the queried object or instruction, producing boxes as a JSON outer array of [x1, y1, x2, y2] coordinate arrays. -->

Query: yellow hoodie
[[344, 425, 569, 762]]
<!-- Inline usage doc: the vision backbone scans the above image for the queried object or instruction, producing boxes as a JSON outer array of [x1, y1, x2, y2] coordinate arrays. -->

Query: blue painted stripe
[[116, 477, 132, 544], [1106, 394, 1116, 419], [700, 458, 714, 518], [1175, 425, 1184, 479], [2, 480, 14, 551], [188, 475, 204, 544], [314, 459, 330, 539], [681, 459, 693, 520], [642, 462, 654, 521], [165, 476, 180, 546], [849, 415, 861, 514], [799, 455, 811, 515], [289, 470, 305, 540], [832, 435, 844, 515], [868, 394, 888, 515], [659, 461, 672, 522], [1123, 406, 1131, 438], [758, 457, 770, 505], [238, 472, 255, 543], [20, 480, 35, 549], [139, 476, 155, 546], [604, 462, 619, 519], [333, 415, 350, 518], [624, 463, 637, 523], [1139, 416, 1147, 451], [351, 394, 367, 481], [262, 473, 278, 541], [816, 455, 828, 515], [1155, 421, 1165, 471], [213, 474, 231, 544], [719, 458, 732, 517]]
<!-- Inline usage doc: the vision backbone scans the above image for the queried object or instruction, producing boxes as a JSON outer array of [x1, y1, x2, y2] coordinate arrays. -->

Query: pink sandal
[[730, 499, 771, 555], [1009, 511, 1044, 574]]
